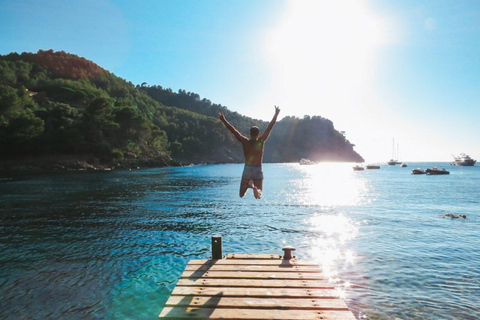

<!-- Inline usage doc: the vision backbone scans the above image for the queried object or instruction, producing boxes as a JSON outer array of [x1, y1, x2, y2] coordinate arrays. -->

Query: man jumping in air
[[219, 106, 280, 199]]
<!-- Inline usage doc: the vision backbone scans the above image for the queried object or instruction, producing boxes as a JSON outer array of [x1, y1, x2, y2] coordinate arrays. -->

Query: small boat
[[426, 167, 450, 175], [451, 153, 476, 166], [387, 138, 402, 165], [411, 168, 426, 175], [353, 165, 364, 171], [387, 159, 402, 165], [299, 158, 315, 165], [366, 165, 380, 169], [400, 163, 407, 167]]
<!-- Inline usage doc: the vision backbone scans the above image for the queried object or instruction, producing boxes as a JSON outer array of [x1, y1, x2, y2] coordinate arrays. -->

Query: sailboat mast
[[392, 138, 395, 159]]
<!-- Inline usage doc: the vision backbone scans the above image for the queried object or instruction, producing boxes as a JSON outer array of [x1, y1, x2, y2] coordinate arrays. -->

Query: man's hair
[[249, 126, 260, 137]]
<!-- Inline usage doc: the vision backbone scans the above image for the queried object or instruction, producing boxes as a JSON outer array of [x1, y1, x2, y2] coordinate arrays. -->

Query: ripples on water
[[1, 163, 479, 319]]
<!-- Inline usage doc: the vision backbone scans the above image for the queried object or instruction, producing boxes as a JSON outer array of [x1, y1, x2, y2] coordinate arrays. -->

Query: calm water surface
[[1, 163, 479, 319]]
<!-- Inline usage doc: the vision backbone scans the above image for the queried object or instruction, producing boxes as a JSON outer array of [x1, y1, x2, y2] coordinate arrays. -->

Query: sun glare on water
[[293, 163, 369, 207], [307, 212, 359, 300], [286, 163, 365, 298]]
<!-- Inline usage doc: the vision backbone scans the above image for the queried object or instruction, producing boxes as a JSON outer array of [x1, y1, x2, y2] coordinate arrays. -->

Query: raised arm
[[219, 113, 248, 142], [260, 106, 280, 141]]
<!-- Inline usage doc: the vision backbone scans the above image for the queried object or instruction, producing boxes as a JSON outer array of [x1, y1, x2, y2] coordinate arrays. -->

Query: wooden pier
[[159, 236, 356, 320]]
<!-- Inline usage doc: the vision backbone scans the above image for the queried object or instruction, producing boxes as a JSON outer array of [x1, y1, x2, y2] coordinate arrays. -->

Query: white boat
[[387, 138, 402, 165], [387, 159, 401, 165], [299, 158, 315, 165], [451, 153, 476, 166]]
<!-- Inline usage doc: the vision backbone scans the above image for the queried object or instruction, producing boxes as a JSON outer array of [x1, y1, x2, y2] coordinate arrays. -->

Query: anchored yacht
[[452, 153, 476, 166]]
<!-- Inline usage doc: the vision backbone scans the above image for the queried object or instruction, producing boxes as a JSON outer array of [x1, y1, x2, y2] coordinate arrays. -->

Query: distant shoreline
[[0, 153, 184, 173], [0, 155, 380, 173]]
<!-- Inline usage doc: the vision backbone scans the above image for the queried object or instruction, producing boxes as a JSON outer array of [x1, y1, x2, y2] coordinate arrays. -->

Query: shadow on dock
[[187, 259, 217, 278], [162, 292, 223, 319]]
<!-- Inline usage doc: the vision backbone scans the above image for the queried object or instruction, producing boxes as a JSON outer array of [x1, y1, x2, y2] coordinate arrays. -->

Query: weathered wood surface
[[159, 255, 355, 320], [171, 287, 341, 298], [226, 253, 282, 259], [188, 259, 318, 266], [181, 270, 325, 280], [159, 307, 356, 320], [165, 296, 348, 310], [176, 278, 333, 288], [184, 264, 322, 273]]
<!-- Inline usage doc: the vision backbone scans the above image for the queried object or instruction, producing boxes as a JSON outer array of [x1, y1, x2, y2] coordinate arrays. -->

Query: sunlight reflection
[[307, 212, 359, 299], [289, 163, 369, 206]]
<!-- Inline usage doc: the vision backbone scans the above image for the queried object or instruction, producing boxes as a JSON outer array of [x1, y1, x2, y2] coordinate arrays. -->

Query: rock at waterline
[[442, 213, 467, 219]]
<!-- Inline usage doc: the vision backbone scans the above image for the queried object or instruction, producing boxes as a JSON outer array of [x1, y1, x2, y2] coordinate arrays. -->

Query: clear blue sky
[[1, 0, 479, 161]]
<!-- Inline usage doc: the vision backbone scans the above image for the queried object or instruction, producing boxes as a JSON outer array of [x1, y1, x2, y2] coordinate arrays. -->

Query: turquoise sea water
[[1, 163, 479, 320]]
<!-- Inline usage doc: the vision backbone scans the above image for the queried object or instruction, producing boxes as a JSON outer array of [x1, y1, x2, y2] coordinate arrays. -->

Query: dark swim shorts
[[242, 166, 264, 180]]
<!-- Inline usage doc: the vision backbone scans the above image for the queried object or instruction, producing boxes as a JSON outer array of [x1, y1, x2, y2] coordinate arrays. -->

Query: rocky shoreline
[[0, 152, 185, 173]]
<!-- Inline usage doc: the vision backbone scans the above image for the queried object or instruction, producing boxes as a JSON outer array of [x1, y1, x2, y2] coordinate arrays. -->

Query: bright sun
[[265, 0, 385, 119]]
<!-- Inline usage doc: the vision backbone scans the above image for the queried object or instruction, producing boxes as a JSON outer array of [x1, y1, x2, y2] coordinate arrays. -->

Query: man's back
[[242, 139, 264, 167]]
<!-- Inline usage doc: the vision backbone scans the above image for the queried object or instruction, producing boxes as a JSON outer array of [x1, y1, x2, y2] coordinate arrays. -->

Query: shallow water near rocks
[[1, 163, 479, 319]]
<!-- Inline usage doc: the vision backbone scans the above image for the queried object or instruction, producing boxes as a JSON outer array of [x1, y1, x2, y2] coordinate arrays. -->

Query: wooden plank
[[165, 296, 348, 310], [171, 286, 341, 299], [188, 259, 319, 266], [184, 264, 322, 273], [226, 253, 281, 259], [176, 278, 334, 288], [181, 270, 325, 280], [159, 307, 356, 320]]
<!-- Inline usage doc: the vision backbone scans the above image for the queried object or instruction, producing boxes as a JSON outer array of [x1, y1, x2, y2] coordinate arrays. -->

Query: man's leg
[[239, 179, 250, 197], [252, 179, 263, 199]]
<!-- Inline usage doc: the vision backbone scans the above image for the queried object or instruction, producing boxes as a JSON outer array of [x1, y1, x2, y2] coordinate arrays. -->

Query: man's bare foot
[[254, 188, 262, 199], [248, 180, 262, 199]]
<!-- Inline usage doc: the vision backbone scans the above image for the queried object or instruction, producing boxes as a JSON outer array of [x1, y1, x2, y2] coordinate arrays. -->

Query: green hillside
[[0, 50, 363, 168]]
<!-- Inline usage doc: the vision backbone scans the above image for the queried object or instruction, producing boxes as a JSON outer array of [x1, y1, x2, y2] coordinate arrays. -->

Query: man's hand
[[274, 105, 280, 115], [218, 112, 225, 121]]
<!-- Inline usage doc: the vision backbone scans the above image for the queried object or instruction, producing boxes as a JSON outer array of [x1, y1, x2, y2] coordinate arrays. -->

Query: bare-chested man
[[219, 106, 280, 199]]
